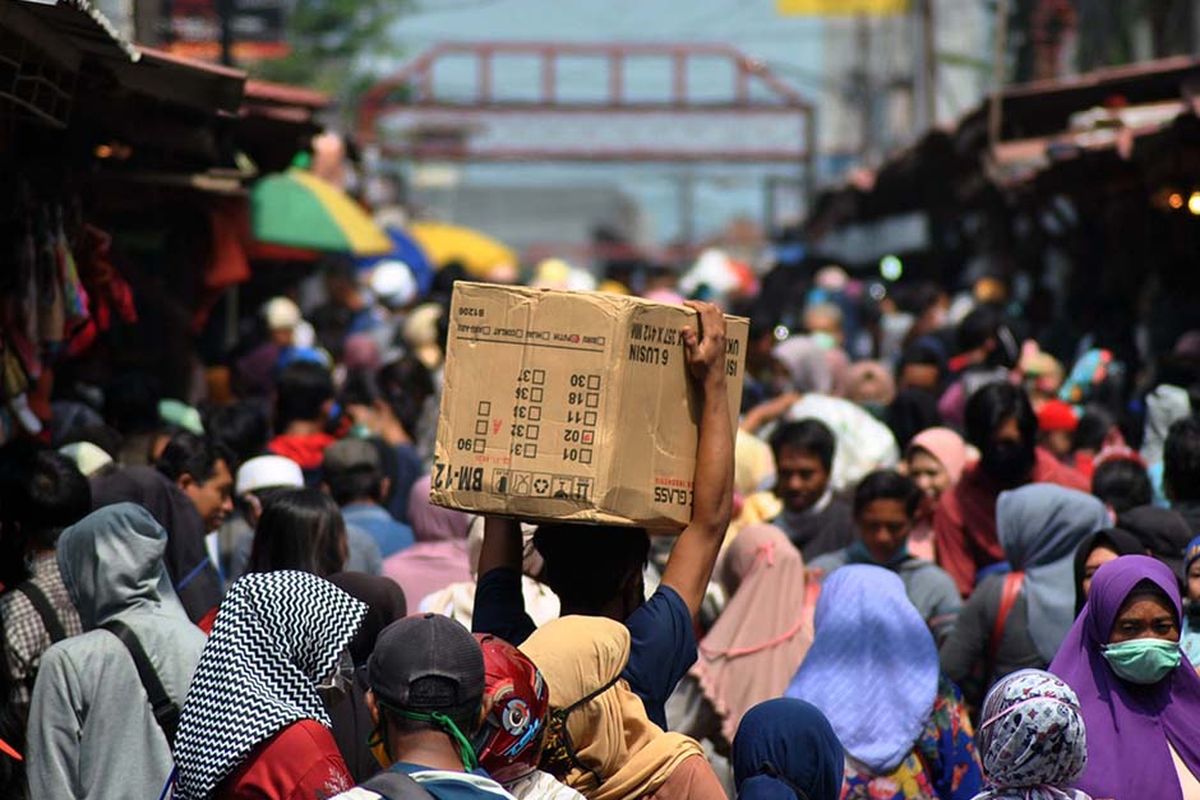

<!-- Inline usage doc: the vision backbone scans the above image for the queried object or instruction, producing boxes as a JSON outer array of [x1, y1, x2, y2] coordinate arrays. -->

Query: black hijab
[[1116, 505, 1193, 583], [323, 572, 408, 784], [326, 572, 407, 666], [885, 388, 941, 451], [1072, 528, 1146, 614]]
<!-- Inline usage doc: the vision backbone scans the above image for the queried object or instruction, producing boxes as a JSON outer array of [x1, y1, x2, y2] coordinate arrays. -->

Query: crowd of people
[[1, 257, 1200, 800]]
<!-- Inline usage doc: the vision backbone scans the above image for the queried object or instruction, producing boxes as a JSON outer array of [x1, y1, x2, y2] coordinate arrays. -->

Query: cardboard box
[[430, 282, 748, 529]]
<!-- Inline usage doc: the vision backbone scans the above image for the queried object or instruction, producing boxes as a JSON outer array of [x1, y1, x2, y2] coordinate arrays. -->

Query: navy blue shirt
[[472, 568, 696, 728], [384, 445, 424, 524]]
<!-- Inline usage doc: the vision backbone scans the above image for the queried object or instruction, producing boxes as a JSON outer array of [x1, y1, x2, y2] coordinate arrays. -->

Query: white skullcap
[[263, 297, 301, 331], [236, 455, 304, 495], [370, 261, 417, 308], [58, 442, 114, 477]]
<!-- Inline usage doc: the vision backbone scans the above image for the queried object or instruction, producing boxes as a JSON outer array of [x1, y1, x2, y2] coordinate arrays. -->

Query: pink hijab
[[907, 427, 967, 485], [382, 476, 474, 607], [691, 524, 814, 743]]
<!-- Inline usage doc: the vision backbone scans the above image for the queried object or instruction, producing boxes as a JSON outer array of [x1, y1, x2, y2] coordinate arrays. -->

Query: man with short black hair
[[0, 449, 91, 716], [269, 361, 337, 485], [810, 469, 960, 644], [332, 614, 516, 799], [324, 438, 414, 558], [156, 431, 235, 534], [769, 418, 855, 561]]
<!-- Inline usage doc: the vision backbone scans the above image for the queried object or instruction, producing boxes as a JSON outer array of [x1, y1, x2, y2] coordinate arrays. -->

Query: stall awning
[[126, 48, 246, 115], [13, 0, 138, 63]]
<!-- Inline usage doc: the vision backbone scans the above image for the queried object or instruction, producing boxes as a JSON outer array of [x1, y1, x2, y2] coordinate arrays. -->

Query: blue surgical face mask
[[1102, 638, 1182, 684]]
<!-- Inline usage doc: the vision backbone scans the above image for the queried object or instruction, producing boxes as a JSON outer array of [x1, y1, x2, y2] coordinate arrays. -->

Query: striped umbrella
[[251, 169, 391, 256]]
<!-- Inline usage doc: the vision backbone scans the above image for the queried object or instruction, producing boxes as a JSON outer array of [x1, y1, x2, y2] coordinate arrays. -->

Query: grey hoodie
[[26, 503, 206, 800]]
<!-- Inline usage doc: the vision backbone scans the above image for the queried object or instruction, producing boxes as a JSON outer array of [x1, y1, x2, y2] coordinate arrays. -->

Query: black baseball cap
[[368, 614, 485, 711]]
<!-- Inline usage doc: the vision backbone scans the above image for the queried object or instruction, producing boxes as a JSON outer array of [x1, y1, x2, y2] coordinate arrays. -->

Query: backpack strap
[[987, 571, 1026, 683], [100, 619, 180, 749], [360, 768, 437, 800], [16, 581, 66, 643]]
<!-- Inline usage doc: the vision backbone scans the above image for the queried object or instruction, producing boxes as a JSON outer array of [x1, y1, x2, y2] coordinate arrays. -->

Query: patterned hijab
[[785, 565, 938, 774], [973, 669, 1090, 800], [174, 571, 367, 799]]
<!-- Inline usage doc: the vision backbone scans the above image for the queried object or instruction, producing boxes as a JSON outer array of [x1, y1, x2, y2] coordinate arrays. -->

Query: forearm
[[477, 515, 523, 578], [691, 376, 734, 534]]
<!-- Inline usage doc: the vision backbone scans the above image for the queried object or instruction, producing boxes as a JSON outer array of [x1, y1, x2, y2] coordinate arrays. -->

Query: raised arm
[[476, 515, 523, 579], [471, 515, 537, 643], [660, 301, 734, 620]]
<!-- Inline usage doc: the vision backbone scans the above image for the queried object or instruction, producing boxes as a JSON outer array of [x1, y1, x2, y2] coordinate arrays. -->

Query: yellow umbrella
[[407, 221, 517, 277]]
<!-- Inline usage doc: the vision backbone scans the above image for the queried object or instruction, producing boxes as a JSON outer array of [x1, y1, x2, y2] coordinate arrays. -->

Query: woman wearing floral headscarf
[[971, 670, 1089, 800]]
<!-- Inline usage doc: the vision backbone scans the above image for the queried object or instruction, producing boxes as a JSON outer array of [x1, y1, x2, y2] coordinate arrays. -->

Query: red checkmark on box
[[582, 431, 593, 444]]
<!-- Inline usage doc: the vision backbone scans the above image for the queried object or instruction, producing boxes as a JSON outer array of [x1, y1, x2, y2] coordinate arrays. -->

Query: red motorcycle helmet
[[472, 633, 550, 784]]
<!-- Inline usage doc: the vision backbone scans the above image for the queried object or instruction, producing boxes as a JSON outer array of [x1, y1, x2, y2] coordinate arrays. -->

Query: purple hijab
[[1049, 555, 1200, 800]]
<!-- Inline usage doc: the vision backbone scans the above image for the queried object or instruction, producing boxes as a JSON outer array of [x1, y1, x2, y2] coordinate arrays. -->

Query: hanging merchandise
[[1, 174, 137, 439], [66, 224, 138, 358]]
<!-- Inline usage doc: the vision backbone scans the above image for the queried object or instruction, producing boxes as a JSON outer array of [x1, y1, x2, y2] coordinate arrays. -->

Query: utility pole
[[217, 0, 235, 66], [857, 14, 873, 161], [920, 0, 937, 130]]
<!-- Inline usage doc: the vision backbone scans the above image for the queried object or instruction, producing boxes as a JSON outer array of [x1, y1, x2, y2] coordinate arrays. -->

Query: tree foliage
[[253, 0, 411, 96]]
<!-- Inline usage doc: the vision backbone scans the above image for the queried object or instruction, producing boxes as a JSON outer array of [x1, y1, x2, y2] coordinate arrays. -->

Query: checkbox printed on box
[[525, 444, 538, 458], [478, 401, 491, 416], [584, 411, 597, 426], [475, 420, 488, 435], [585, 393, 599, 408], [533, 369, 546, 385], [529, 407, 542, 421], [473, 439, 486, 453], [526, 425, 540, 440], [582, 431, 593, 444], [580, 449, 592, 465], [531, 388, 544, 403], [587, 375, 600, 390]]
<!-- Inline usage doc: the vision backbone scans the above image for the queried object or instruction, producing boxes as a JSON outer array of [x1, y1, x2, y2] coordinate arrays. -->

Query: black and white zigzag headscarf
[[173, 571, 368, 799]]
